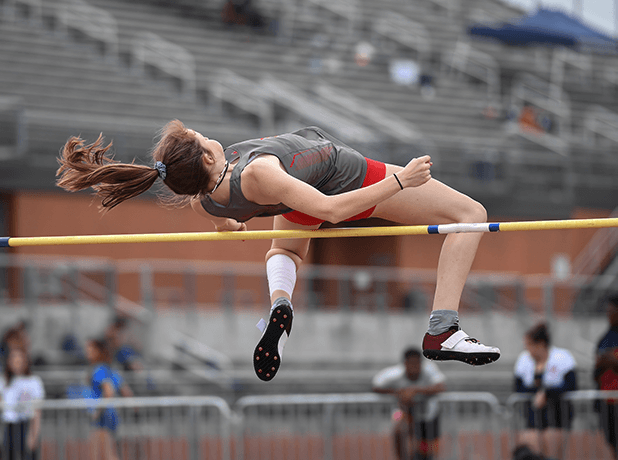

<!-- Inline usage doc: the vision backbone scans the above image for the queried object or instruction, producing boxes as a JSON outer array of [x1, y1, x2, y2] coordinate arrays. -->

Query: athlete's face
[[188, 129, 224, 160]]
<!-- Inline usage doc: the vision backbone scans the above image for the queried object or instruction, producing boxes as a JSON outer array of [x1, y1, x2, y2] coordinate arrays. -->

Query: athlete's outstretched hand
[[215, 218, 247, 232], [399, 155, 432, 188]]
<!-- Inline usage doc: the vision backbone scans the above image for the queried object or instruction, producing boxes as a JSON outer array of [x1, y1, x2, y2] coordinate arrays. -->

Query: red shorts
[[282, 157, 387, 226]]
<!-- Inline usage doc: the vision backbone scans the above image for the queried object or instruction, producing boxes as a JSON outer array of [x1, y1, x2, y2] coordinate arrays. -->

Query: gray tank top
[[200, 127, 368, 222]]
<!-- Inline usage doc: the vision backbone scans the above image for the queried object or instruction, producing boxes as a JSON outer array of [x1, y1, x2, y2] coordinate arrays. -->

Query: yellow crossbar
[[1, 218, 617, 248]]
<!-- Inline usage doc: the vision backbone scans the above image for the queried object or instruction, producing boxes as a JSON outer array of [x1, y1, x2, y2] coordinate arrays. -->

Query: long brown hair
[[4, 347, 31, 385], [56, 120, 212, 210], [87, 338, 112, 364]]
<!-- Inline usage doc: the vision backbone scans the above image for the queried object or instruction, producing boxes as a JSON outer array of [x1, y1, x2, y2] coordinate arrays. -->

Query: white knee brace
[[266, 253, 297, 300]]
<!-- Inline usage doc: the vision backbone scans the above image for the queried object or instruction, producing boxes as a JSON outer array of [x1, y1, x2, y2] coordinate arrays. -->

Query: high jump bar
[[0, 218, 617, 248]]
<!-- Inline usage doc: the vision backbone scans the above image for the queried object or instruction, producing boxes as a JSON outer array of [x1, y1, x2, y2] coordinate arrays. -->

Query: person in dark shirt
[[513, 323, 577, 460], [56, 121, 499, 381], [595, 294, 618, 460]]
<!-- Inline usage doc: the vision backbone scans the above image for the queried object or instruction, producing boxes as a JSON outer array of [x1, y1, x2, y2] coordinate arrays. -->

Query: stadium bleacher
[[2, 0, 616, 214]]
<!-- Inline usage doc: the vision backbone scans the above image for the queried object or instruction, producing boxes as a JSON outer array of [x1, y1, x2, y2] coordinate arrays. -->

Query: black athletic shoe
[[253, 297, 293, 381]]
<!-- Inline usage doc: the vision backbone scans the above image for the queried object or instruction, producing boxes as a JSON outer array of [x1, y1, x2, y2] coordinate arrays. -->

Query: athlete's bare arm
[[190, 198, 247, 231], [241, 154, 432, 224]]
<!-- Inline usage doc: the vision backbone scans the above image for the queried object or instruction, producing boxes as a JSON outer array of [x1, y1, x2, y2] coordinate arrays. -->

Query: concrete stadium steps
[[72, 0, 508, 148], [60, 0, 557, 159], [79, 0, 300, 78], [34, 0, 606, 185], [0, 14, 258, 169], [0, 22, 211, 121], [0, 16, 259, 191], [2, 0, 617, 205], [319, 73, 505, 132]]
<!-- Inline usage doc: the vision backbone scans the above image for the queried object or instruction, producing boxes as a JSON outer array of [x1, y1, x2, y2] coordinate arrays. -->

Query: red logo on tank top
[[289, 145, 333, 170]]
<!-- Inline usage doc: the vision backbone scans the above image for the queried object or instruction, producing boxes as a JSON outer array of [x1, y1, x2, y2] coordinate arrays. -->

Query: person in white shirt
[[513, 323, 577, 460], [373, 348, 446, 460], [1, 347, 45, 460]]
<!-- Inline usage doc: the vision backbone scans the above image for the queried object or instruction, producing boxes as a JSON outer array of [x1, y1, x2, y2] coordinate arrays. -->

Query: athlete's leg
[[371, 165, 499, 365], [372, 167, 486, 313], [265, 215, 320, 303], [254, 216, 320, 381]]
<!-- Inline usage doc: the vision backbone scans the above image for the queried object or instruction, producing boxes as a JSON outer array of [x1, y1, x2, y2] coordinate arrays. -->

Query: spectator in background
[[373, 348, 446, 460], [104, 317, 143, 372], [221, 0, 265, 31], [86, 338, 133, 460], [518, 104, 544, 134], [513, 323, 577, 460], [354, 41, 375, 67], [1, 347, 45, 460], [1, 321, 31, 364], [594, 294, 618, 460]]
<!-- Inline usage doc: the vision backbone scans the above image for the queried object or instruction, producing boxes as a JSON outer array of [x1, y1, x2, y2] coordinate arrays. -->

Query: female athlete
[[56, 121, 500, 381]]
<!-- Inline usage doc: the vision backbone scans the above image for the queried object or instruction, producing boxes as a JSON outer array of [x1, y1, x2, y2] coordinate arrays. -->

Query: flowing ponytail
[[56, 134, 159, 210], [57, 120, 213, 211]]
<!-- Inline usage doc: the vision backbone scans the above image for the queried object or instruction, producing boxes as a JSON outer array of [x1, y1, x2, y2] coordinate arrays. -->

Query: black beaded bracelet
[[393, 173, 404, 190]]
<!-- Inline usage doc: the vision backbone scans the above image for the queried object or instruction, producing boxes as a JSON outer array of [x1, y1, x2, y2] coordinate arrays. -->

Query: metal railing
[[583, 105, 618, 148], [372, 11, 431, 63], [132, 32, 196, 96], [210, 69, 275, 133], [2, 253, 617, 317], [509, 72, 572, 157], [6, 390, 618, 459], [313, 82, 424, 145], [55, 0, 119, 58], [259, 75, 379, 145], [235, 392, 504, 460], [505, 390, 618, 460], [443, 41, 501, 102], [6, 396, 232, 460], [572, 207, 618, 276], [235, 393, 394, 460]]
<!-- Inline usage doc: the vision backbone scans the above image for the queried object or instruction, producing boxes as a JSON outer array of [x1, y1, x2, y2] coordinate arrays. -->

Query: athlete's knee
[[471, 200, 487, 223], [458, 198, 487, 224]]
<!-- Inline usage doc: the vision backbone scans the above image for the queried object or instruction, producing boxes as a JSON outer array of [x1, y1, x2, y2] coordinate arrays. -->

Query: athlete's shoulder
[[242, 154, 283, 177]]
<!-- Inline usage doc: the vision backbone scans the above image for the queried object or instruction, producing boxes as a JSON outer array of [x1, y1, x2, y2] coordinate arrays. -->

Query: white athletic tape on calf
[[267, 254, 297, 299]]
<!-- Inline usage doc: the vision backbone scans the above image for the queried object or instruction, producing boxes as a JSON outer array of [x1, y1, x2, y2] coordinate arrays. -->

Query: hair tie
[[393, 173, 403, 190], [154, 161, 167, 180]]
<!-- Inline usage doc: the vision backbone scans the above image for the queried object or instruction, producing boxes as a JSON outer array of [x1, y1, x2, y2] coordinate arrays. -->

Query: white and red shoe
[[253, 298, 293, 381], [422, 328, 500, 366]]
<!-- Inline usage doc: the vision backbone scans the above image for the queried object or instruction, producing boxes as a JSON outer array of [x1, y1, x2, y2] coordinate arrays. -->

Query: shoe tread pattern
[[422, 349, 500, 366], [253, 304, 292, 381]]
